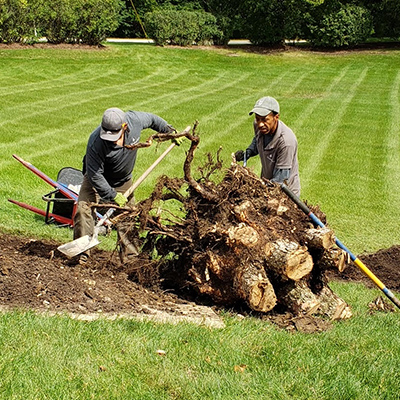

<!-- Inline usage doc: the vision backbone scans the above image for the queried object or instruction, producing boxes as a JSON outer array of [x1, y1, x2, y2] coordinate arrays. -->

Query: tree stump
[[115, 125, 352, 321]]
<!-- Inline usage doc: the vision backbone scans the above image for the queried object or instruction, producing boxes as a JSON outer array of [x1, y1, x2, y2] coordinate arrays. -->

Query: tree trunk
[[305, 227, 335, 250], [277, 280, 352, 320]]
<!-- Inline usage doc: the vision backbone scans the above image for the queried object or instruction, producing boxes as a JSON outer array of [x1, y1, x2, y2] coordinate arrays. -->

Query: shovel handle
[[101, 126, 191, 223], [280, 183, 400, 310], [124, 142, 176, 199], [124, 125, 191, 200], [95, 207, 115, 227]]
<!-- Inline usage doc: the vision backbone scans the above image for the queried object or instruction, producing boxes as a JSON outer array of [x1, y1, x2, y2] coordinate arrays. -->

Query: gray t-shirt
[[249, 120, 300, 196], [84, 111, 172, 201]]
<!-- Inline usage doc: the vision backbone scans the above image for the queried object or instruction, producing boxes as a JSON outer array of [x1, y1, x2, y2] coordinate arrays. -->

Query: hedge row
[[1, 0, 399, 47], [228, 0, 374, 48], [144, 9, 223, 46], [0, 0, 121, 45]]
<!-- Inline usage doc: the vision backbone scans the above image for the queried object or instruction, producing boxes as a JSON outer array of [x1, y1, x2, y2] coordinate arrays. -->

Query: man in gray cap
[[235, 96, 300, 196], [73, 107, 177, 264]]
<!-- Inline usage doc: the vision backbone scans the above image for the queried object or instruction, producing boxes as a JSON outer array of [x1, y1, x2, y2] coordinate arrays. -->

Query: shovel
[[57, 128, 189, 258], [57, 207, 116, 257]]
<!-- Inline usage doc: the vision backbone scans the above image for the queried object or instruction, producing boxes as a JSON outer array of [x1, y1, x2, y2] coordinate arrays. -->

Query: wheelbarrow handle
[[280, 183, 400, 310]]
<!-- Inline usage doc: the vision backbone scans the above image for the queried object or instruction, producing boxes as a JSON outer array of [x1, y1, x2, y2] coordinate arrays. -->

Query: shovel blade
[[57, 234, 100, 258]]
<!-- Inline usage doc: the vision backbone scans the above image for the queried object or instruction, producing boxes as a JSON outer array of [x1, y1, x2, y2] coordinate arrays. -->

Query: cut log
[[317, 248, 348, 272], [278, 280, 321, 315], [265, 239, 313, 281], [233, 262, 277, 312], [277, 280, 352, 320], [226, 223, 259, 247], [189, 252, 276, 312], [305, 227, 335, 250], [316, 286, 352, 320]]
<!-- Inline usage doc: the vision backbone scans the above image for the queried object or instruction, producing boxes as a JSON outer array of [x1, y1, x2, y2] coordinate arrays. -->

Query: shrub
[[239, 0, 285, 46], [308, 2, 373, 48], [0, 0, 121, 45], [75, 0, 121, 45], [144, 8, 222, 46], [0, 0, 35, 43], [113, 0, 157, 38], [283, 0, 311, 43], [365, 0, 400, 39], [199, 0, 244, 45], [33, 0, 79, 44]]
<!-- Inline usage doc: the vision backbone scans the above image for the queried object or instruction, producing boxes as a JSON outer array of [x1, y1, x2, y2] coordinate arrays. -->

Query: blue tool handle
[[280, 183, 400, 310]]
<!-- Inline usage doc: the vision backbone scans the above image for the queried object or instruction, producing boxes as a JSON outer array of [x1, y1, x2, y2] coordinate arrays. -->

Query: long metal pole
[[281, 183, 400, 310]]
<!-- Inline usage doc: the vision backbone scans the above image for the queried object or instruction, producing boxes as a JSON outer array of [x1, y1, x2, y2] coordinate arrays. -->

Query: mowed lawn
[[1, 43, 400, 253], [0, 43, 400, 400]]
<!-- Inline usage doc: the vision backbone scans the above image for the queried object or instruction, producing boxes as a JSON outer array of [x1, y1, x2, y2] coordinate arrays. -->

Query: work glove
[[172, 136, 185, 146], [114, 192, 128, 207], [235, 150, 245, 161]]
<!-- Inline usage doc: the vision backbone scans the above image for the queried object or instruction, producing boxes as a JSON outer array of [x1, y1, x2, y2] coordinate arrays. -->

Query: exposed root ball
[[116, 124, 351, 320]]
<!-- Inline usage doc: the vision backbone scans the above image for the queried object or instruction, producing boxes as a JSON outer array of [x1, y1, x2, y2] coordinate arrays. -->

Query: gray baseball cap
[[249, 96, 280, 116], [100, 108, 127, 141]]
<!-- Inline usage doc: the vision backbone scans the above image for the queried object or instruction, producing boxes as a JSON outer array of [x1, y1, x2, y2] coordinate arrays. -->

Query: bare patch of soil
[[0, 233, 224, 328], [1, 231, 399, 331], [328, 246, 400, 292]]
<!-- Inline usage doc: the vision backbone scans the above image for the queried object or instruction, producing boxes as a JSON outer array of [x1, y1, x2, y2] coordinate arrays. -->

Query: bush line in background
[[0, 0, 399, 48]]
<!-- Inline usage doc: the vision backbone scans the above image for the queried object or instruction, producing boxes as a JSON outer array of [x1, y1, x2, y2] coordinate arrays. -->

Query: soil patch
[[329, 246, 400, 292], [0, 233, 224, 328], [1, 232, 399, 331]]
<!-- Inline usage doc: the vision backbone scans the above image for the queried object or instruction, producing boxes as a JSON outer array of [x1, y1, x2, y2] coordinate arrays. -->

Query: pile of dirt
[[329, 246, 400, 292], [0, 233, 225, 328], [1, 231, 399, 330]]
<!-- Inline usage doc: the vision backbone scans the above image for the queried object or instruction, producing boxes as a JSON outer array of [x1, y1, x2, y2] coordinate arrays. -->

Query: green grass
[[2, 44, 400, 253], [1, 43, 400, 399], [0, 283, 399, 400]]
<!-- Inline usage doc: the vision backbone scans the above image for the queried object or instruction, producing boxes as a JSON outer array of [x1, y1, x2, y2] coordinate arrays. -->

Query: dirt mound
[[0, 233, 225, 328], [1, 232, 399, 331], [329, 246, 400, 291]]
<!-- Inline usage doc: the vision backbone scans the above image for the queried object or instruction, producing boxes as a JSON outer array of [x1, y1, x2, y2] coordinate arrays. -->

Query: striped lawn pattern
[[1, 45, 400, 252]]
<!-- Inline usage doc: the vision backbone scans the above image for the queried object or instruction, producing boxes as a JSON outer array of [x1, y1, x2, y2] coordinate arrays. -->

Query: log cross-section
[[265, 239, 313, 281], [233, 262, 277, 312], [305, 227, 335, 250]]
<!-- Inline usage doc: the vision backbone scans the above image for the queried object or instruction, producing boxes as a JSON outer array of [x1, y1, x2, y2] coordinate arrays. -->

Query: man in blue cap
[[235, 96, 300, 196]]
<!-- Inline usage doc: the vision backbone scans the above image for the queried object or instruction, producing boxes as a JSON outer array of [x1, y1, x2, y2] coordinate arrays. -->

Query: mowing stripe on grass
[[385, 70, 400, 206], [198, 69, 316, 155], [199, 71, 292, 126], [129, 72, 251, 117], [291, 65, 350, 134], [0, 69, 191, 128], [0, 65, 128, 97], [2, 71, 248, 163], [0, 66, 168, 113], [300, 67, 369, 191]]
